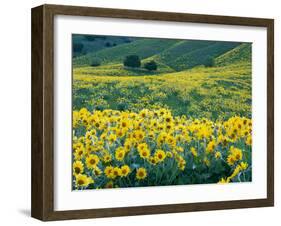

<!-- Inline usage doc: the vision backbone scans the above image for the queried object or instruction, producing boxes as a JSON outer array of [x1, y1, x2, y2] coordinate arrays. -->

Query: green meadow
[[72, 35, 251, 121], [71, 35, 252, 189]]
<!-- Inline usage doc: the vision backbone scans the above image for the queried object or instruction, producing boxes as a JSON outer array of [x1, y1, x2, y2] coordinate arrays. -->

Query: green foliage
[[73, 38, 178, 66], [83, 35, 96, 41], [72, 35, 252, 120], [73, 63, 252, 120], [73, 43, 83, 53], [71, 35, 253, 189], [144, 60, 157, 71], [153, 40, 214, 70], [215, 43, 252, 66], [73, 35, 241, 71], [105, 42, 112, 47], [204, 56, 215, 67], [72, 34, 136, 58], [123, 55, 141, 68], [168, 42, 241, 70], [73, 63, 173, 77], [90, 58, 101, 67]]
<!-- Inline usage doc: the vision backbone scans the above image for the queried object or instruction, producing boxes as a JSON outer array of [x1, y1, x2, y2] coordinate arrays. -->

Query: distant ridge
[[73, 35, 250, 71], [73, 38, 178, 66], [214, 43, 252, 66]]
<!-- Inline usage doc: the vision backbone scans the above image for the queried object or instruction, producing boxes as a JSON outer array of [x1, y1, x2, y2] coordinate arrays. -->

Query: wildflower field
[[72, 35, 252, 190]]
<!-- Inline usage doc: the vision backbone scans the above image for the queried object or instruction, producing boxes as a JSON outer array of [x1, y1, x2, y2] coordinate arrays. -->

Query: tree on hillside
[[144, 60, 157, 71], [105, 42, 112, 47], [90, 58, 101, 67], [123, 55, 141, 68], [204, 56, 215, 67]]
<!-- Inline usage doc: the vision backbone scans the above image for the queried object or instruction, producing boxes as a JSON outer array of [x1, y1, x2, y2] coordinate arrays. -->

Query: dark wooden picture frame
[[31, 4, 274, 221]]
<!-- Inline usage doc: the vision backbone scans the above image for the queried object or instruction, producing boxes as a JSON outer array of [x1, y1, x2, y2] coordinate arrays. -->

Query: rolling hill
[[214, 43, 252, 66], [73, 38, 179, 66], [72, 34, 136, 57], [72, 35, 252, 120], [73, 63, 252, 119], [73, 36, 249, 72], [170, 42, 241, 70]]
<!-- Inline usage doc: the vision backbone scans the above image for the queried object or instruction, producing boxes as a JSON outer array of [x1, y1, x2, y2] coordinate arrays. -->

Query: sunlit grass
[[73, 63, 251, 120]]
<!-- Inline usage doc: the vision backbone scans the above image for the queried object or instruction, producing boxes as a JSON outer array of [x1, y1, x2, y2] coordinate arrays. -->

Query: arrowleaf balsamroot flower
[[72, 108, 252, 189], [136, 167, 147, 180]]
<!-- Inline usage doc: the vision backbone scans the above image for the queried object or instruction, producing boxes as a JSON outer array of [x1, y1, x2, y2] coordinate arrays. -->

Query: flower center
[[78, 179, 84, 185], [74, 167, 80, 174]]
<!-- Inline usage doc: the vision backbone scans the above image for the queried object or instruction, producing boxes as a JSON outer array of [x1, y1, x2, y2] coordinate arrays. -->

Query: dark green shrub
[[105, 42, 112, 47], [117, 102, 129, 111], [144, 60, 157, 71], [95, 105, 105, 111], [123, 55, 141, 68], [90, 59, 101, 67], [204, 56, 215, 67]]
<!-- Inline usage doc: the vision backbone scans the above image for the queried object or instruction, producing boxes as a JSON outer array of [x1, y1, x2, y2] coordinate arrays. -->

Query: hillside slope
[[73, 64, 251, 119], [214, 43, 252, 66], [73, 37, 242, 70], [152, 40, 214, 67], [73, 38, 179, 66], [169, 42, 241, 70], [72, 34, 135, 57]]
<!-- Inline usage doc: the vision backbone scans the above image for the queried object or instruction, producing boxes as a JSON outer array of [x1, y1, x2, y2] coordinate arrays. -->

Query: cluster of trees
[[90, 59, 101, 67], [123, 55, 157, 71], [105, 42, 117, 47]]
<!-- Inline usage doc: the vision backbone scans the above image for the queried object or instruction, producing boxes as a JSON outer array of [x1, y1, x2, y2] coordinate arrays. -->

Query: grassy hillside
[[153, 41, 241, 70], [72, 35, 252, 120], [73, 63, 251, 120], [72, 34, 135, 57], [73, 38, 178, 66], [214, 43, 252, 66], [73, 62, 175, 77], [171, 42, 241, 70], [151, 40, 214, 69], [71, 35, 253, 190], [74, 37, 242, 71]]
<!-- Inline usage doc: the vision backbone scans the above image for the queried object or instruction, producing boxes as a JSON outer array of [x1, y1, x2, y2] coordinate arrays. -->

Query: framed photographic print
[[31, 4, 274, 221]]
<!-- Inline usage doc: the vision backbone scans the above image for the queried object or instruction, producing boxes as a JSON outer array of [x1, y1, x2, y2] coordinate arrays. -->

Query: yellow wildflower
[[75, 174, 93, 188], [206, 140, 216, 153], [115, 147, 126, 161], [73, 161, 84, 175], [155, 149, 166, 162], [136, 167, 147, 180], [215, 151, 222, 159], [120, 165, 131, 177], [86, 154, 100, 169], [190, 147, 198, 157]]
